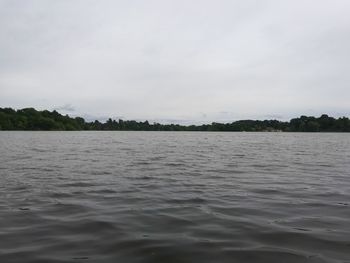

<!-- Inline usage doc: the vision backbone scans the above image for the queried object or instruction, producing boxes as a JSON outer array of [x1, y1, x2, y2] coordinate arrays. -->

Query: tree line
[[0, 107, 349, 132]]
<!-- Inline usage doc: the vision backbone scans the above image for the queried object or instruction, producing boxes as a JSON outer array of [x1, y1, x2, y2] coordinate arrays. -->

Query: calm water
[[0, 132, 349, 263]]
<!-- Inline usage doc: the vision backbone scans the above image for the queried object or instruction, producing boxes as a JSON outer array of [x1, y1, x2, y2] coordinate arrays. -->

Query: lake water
[[0, 131, 349, 263]]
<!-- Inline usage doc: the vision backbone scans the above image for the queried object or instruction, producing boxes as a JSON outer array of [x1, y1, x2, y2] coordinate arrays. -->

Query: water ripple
[[0, 131, 350, 262]]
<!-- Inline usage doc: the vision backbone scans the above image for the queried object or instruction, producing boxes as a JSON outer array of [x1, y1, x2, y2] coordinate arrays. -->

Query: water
[[0, 131, 349, 263]]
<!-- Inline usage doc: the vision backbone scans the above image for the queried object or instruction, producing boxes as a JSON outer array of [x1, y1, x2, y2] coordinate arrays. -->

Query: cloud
[[53, 104, 75, 112], [263, 114, 284, 120], [0, 0, 349, 122]]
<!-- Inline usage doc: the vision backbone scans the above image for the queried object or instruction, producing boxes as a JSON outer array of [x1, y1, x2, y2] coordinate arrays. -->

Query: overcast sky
[[1, 0, 349, 123]]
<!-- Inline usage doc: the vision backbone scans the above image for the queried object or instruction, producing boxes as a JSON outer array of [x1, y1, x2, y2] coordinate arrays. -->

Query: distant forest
[[0, 107, 349, 132]]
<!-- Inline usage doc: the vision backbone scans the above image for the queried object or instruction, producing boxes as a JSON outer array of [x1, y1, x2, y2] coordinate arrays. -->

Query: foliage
[[0, 108, 349, 132]]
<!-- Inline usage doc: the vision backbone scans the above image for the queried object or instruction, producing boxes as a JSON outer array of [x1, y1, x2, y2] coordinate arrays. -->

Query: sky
[[1, 0, 349, 123]]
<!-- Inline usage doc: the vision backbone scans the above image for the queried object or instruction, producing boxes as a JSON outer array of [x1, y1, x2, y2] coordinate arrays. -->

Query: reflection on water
[[0, 131, 349, 263]]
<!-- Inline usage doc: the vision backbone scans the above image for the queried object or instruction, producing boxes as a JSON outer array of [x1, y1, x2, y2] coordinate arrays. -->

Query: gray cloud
[[1, 0, 349, 122], [53, 104, 75, 112]]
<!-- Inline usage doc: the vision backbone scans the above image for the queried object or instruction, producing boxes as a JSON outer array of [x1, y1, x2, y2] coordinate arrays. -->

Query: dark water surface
[[0, 132, 349, 263]]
